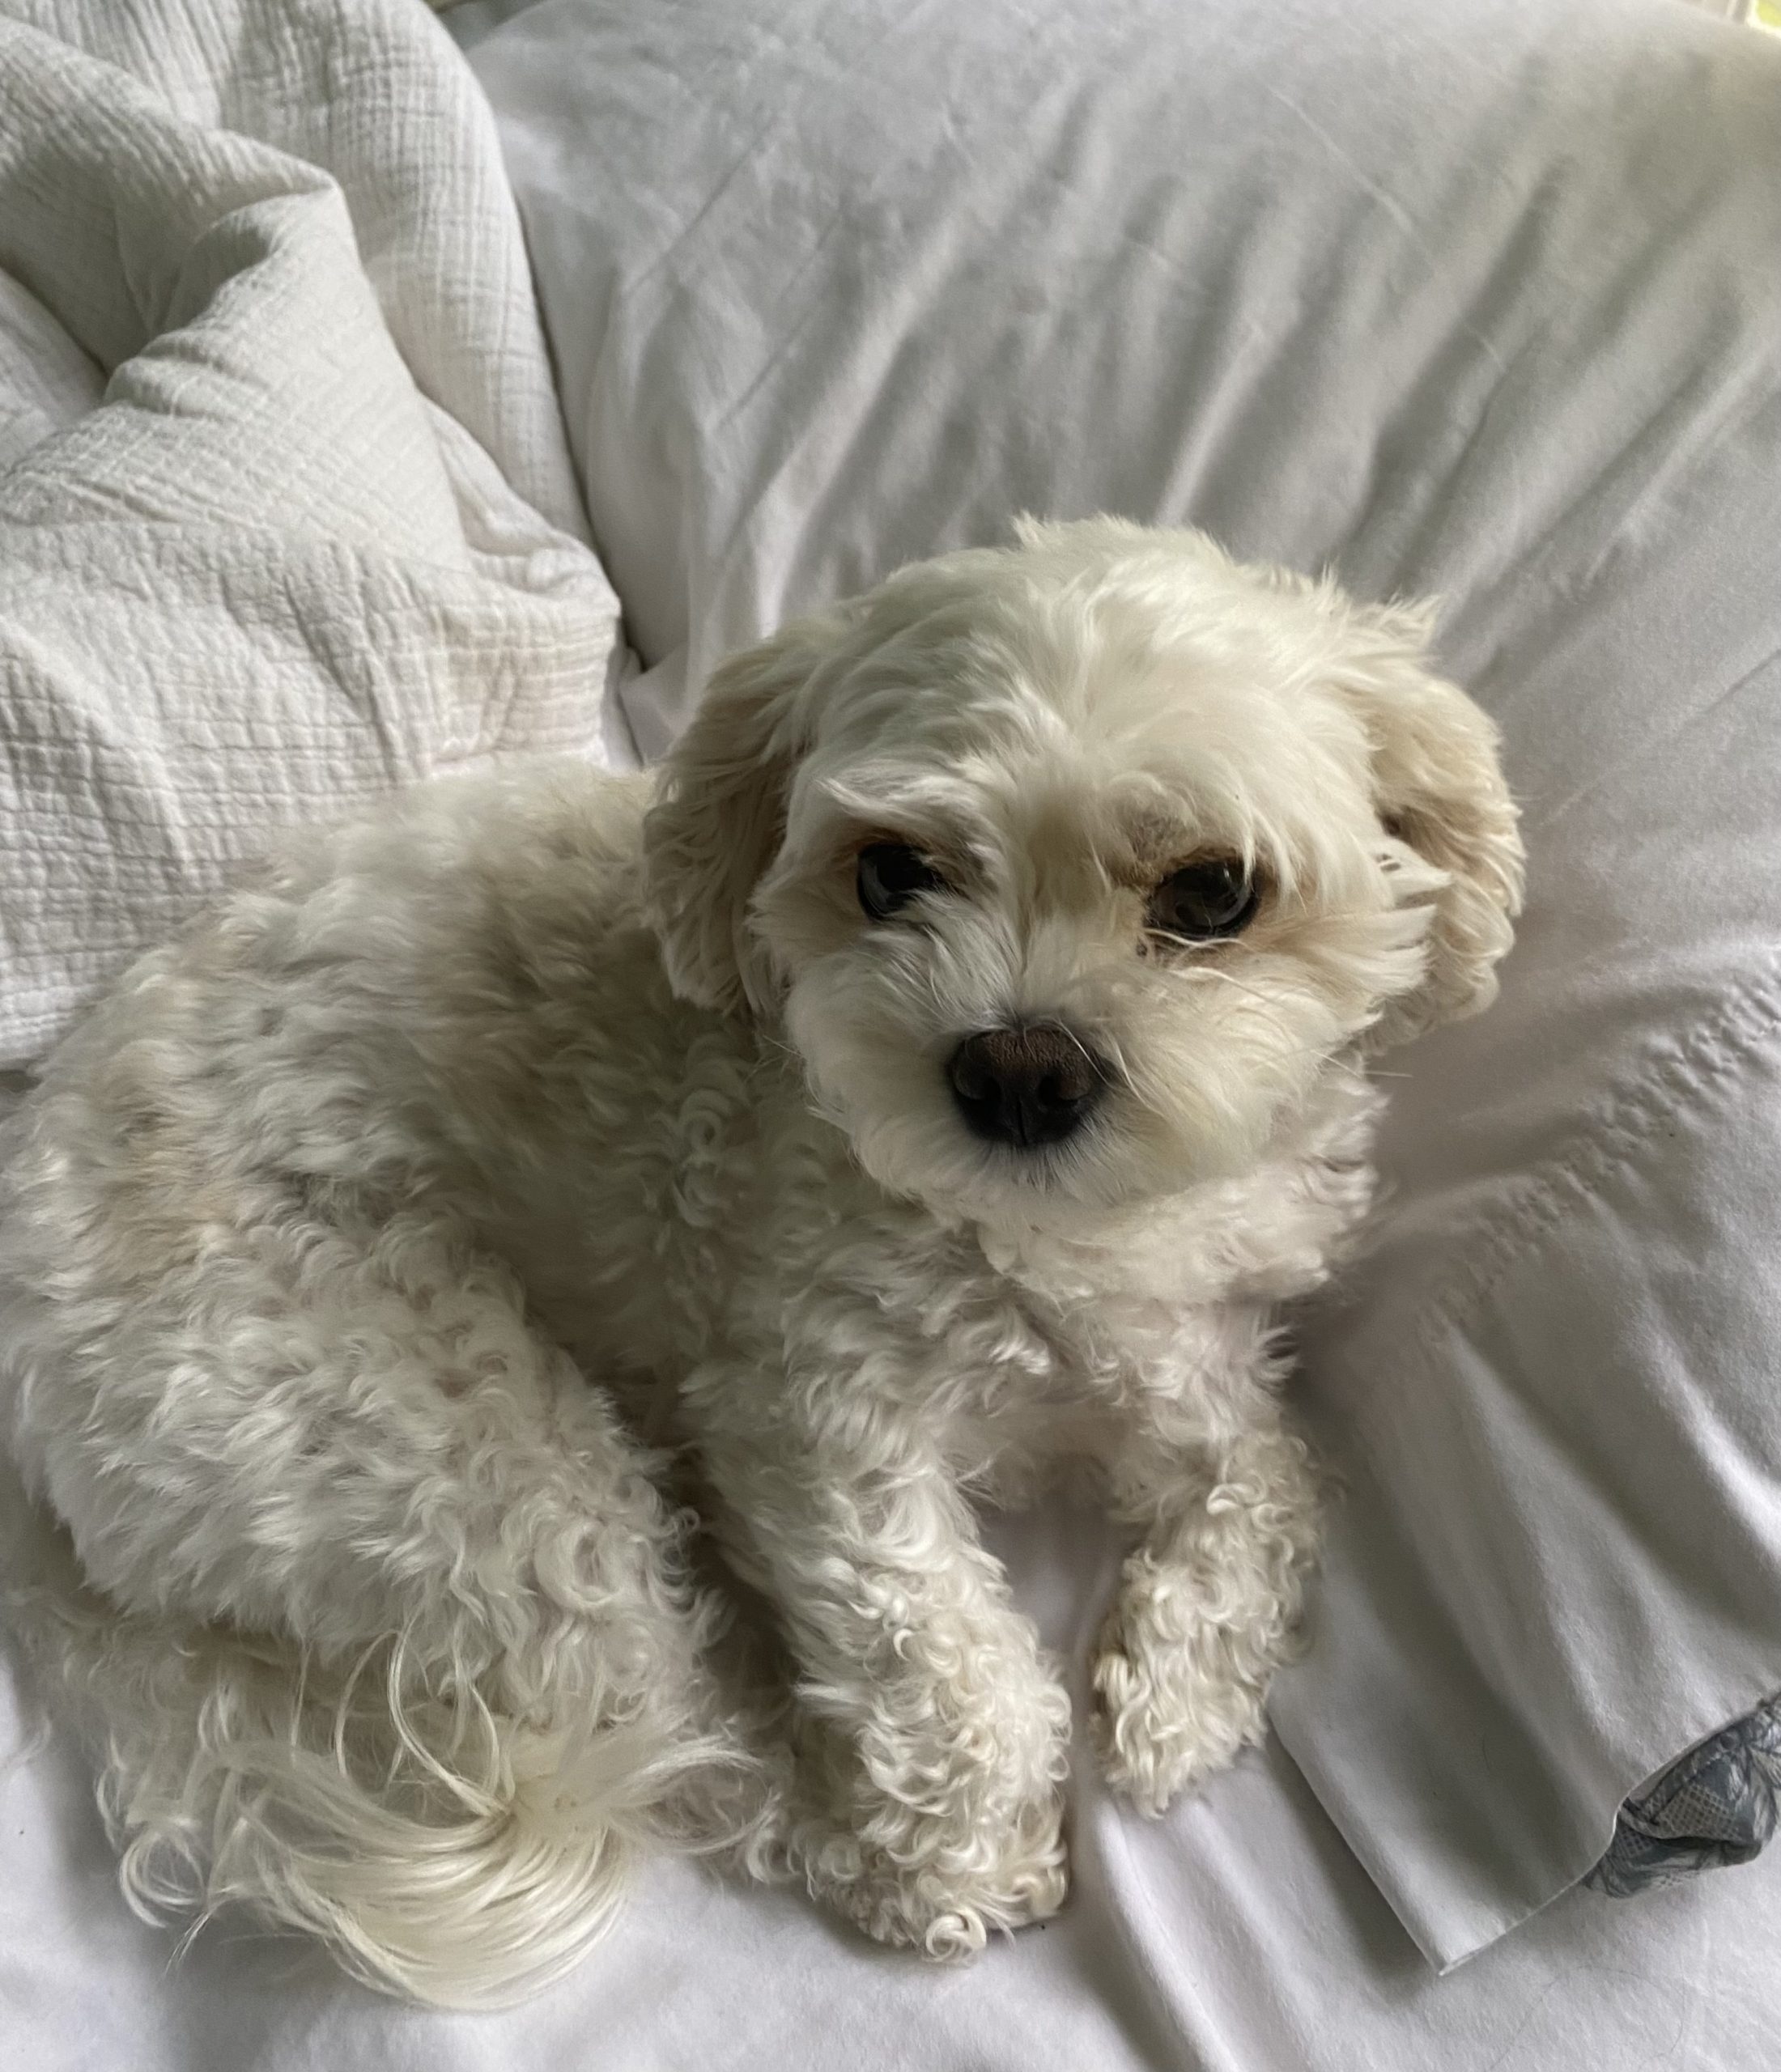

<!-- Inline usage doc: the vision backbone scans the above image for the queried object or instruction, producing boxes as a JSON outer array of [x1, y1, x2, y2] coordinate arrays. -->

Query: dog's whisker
[[1171, 962, 1306, 1048]]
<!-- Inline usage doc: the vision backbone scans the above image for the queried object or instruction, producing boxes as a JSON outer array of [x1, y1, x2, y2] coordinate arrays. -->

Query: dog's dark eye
[[1147, 858, 1259, 941], [857, 843, 946, 921]]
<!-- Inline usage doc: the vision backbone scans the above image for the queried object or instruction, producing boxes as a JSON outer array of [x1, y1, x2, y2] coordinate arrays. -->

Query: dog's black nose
[[947, 1025, 1107, 1148]]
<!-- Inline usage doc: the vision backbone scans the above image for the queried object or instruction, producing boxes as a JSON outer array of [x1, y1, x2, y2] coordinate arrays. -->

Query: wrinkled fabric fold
[[0, 0, 631, 1071]]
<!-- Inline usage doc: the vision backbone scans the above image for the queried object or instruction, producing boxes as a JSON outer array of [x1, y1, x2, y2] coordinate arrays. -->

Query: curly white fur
[[0, 520, 1521, 2002]]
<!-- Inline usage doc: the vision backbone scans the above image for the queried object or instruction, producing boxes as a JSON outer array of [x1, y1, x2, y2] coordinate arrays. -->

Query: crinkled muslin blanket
[[0, 0, 629, 1074]]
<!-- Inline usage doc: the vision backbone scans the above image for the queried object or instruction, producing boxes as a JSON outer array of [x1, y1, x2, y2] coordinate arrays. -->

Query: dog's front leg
[[695, 1385, 1070, 1957], [1092, 1398, 1320, 1816]]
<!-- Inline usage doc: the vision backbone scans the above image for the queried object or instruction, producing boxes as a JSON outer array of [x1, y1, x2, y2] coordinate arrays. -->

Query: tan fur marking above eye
[[1107, 805, 1189, 891], [1107, 855, 1164, 895], [1150, 847, 1253, 884]]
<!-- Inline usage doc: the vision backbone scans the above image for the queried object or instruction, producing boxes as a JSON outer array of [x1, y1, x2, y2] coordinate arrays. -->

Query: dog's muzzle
[[946, 1025, 1107, 1149]]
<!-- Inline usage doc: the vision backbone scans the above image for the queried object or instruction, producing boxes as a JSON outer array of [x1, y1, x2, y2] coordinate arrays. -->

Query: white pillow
[[461, 0, 1781, 1967]]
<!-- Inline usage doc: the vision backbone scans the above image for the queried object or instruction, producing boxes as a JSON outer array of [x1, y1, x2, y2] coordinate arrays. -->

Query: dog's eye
[[857, 842, 946, 921], [1147, 858, 1259, 941]]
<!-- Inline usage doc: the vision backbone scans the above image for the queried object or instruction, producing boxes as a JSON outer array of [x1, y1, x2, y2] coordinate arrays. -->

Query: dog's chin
[[863, 1131, 1121, 1231]]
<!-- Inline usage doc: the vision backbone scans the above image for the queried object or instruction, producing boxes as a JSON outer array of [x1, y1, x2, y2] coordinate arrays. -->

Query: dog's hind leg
[[2, 1195, 776, 2006]]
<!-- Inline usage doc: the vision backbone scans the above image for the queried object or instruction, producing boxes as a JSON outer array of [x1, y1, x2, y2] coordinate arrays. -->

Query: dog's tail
[[4, 1501, 786, 2008]]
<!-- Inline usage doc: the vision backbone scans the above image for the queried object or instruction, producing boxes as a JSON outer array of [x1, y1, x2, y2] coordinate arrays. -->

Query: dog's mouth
[[945, 1022, 1112, 1152]]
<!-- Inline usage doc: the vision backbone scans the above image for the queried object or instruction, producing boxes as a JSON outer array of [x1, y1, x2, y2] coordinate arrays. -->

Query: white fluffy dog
[[0, 520, 1520, 2005]]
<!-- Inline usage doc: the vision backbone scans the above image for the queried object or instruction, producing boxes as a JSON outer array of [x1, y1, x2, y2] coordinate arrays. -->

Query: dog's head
[[643, 520, 1521, 1225]]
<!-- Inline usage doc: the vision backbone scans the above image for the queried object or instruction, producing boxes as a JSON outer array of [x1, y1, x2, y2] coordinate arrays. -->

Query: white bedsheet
[[454, 0, 1781, 1985], [4, 2, 1781, 2068], [8, 1499, 1781, 2070]]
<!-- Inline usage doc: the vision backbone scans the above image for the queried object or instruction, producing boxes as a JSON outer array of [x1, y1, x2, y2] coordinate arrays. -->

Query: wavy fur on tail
[[6, 1501, 784, 2008]]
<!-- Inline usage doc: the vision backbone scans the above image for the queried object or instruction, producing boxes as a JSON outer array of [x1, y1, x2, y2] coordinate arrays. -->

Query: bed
[[4, 0, 1781, 2065]]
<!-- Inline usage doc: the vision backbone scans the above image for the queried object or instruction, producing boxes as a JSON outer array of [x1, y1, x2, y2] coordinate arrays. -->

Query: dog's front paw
[[789, 1615, 1074, 1955], [801, 1791, 1069, 1958], [1090, 1575, 1280, 1817]]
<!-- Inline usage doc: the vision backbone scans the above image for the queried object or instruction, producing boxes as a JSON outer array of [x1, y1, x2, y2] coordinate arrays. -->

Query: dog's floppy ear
[[642, 609, 849, 1016], [1331, 598, 1524, 1047]]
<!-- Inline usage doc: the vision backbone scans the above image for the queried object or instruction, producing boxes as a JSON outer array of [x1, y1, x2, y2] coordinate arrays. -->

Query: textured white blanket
[[0, 0, 627, 1072]]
